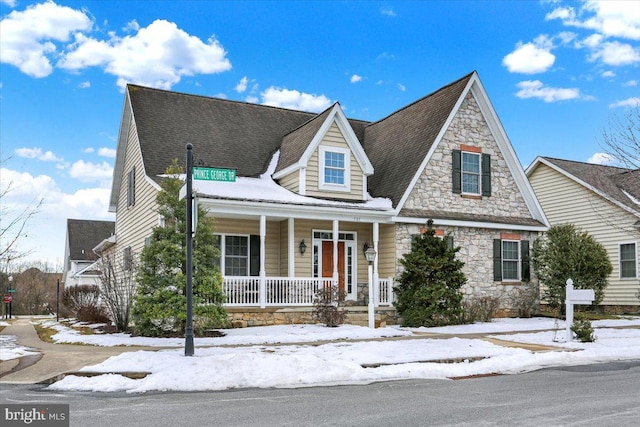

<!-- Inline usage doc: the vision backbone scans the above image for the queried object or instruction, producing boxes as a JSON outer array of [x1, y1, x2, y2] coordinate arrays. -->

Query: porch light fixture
[[364, 245, 376, 264], [299, 239, 307, 255]]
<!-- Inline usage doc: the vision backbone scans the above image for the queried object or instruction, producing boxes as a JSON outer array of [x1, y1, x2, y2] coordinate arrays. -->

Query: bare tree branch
[[600, 106, 640, 170]]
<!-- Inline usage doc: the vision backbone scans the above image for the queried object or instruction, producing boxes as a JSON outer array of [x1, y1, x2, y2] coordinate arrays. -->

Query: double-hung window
[[452, 148, 491, 196], [493, 237, 530, 282], [501, 240, 520, 281], [319, 146, 350, 192], [462, 152, 481, 195], [213, 234, 260, 277], [620, 243, 637, 279]]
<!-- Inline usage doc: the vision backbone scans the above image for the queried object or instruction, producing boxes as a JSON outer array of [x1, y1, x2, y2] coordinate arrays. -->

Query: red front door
[[321, 241, 345, 295]]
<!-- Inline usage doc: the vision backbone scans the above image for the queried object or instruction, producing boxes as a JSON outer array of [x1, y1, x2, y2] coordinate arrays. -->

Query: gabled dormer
[[273, 103, 374, 201]]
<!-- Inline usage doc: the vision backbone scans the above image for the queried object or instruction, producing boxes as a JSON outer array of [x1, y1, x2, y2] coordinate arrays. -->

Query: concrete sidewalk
[[1, 317, 573, 385], [0, 317, 156, 384]]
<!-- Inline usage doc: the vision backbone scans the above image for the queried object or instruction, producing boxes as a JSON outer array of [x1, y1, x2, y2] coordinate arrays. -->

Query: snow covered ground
[[37, 317, 640, 394], [0, 320, 39, 361]]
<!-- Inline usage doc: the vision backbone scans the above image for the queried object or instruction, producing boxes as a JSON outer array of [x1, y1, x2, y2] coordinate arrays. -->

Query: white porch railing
[[378, 277, 394, 306], [222, 276, 395, 307], [223, 277, 335, 307]]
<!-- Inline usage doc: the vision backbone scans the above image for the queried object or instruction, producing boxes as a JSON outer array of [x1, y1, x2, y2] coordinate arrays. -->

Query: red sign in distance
[[3, 295, 12, 303]]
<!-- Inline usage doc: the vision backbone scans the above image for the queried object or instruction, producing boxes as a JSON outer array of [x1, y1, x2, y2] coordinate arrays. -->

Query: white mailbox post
[[565, 278, 595, 342]]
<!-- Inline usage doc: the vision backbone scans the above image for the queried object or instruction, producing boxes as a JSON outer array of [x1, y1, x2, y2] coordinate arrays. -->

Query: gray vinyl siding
[[529, 163, 640, 306]]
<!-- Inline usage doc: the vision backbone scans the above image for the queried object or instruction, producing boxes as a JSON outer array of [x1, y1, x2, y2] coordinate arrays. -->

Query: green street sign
[[8, 289, 15, 293], [193, 167, 236, 182]]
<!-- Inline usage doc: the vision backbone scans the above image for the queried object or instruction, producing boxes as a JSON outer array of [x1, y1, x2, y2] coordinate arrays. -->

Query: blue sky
[[1, 0, 639, 267]]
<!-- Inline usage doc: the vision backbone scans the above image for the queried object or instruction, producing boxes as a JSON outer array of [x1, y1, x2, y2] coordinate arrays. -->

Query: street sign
[[3, 295, 12, 303], [193, 167, 236, 182], [8, 288, 15, 293]]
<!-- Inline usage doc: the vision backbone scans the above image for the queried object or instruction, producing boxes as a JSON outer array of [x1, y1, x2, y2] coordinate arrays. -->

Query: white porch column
[[332, 219, 339, 287], [259, 215, 267, 308], [288, 217, 295, 277], [373, 222, 380, 307]]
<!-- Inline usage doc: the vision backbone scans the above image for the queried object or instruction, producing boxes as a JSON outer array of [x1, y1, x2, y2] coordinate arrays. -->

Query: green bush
[[393, 220, 466, 327], [532, 224, 611, 311], [571, 312, 596, 342]]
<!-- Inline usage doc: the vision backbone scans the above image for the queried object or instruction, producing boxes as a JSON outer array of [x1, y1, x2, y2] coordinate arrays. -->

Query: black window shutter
[[446, 235, 454, 250], [493, 239, 502, 281], [249, 235, 260, 277], [521, 240, 530, 282], [452, 150, 462, 194], [482, 154, 491, 197]]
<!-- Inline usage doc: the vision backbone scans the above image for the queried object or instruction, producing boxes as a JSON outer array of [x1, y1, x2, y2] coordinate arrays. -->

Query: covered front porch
[[199, 201, 398, 311]]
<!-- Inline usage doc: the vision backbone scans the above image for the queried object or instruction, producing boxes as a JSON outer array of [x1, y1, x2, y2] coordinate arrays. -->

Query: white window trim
[[619, 241, 638, 280], [461, 151, 481, 196], [215, 233, 251, 277], [318, 145, 351, 193], [502, 239, 521, 282]]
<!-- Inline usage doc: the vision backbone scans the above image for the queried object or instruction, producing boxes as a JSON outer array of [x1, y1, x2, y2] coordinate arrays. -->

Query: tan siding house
[[527, 157, 640, 308], [105, 71, 549, 325]]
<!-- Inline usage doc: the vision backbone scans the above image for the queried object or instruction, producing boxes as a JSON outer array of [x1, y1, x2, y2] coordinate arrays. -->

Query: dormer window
[[319, 146, 351, 192]]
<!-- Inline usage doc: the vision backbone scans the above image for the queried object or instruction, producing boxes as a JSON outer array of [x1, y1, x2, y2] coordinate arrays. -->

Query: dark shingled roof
[[128, 85, 317, 180], [400, 209, 546, 228], [277, 105, 335, 173], [127, 73, 474, 207], [364, 72, 473, 206], [542, 157, 640, 214], [67, 219, 115, 261]]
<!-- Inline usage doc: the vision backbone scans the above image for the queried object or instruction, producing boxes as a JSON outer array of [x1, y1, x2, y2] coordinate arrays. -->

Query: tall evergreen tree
[[132, 160, 227, 336], [394, 220, 466, 327]]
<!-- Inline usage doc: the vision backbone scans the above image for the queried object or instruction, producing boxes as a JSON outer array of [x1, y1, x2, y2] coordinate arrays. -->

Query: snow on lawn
[[40, 321, 414, 347], [46, 317, 640, 394]]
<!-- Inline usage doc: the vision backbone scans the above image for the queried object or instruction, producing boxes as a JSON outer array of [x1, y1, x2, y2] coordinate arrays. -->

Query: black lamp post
[[185, 143, 195, 356]]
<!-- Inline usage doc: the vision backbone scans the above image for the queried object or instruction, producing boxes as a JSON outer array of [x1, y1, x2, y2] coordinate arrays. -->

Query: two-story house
[[106, 71, 549, 325], [62, 219, 115, 288], [527, 157, 640, 311]]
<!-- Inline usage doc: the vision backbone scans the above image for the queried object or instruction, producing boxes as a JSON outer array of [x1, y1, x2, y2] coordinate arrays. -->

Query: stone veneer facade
[[398, 92, 540, 309]]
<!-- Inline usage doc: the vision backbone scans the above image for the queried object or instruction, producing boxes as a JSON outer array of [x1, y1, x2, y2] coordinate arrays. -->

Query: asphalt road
[[2, 361, 639, 427]]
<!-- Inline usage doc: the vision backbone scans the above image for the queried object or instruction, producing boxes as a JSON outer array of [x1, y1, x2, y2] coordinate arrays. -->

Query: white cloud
[[123, 19, 140, 33], [397, 83, 406, 92], [1, 0, 17, 7], [548, 1, 640, 41], [380, 7, 397, 17], [623, 80, 638, 87], [83, 147, 95, 154], [376, 52, 395, 61], [609, 97, 640, 108], [350, 74, 362, 83], [79, 80, 90, 88], [0, 167, 114, 264], [97, 147, 116, 158], [58, 19, 232, 89], [601, 70, 615, 78], [588, 40, 640, 66], [587, 152, 616, 165], [245, 96, 259, 104], [68, 160, 113, 182], [260, 87, 332, 112], [0, 1, 93, 77], [515, 80, 583, 102], [235, 76, 248, 93], [14, 147, 63, 162], [503, 35, 556, 74]]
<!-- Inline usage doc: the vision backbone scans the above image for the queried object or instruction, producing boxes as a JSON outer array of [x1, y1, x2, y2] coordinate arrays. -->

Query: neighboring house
[[106, 71, 548, 325], [62, 219, 115, 288], [526, 157, 640, 310]]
